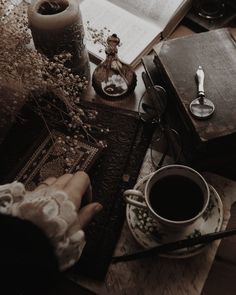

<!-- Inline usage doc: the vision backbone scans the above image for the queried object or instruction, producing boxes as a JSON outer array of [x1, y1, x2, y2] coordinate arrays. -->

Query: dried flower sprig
[[0, 0, 107, 147], [86, 20, 122, 54]]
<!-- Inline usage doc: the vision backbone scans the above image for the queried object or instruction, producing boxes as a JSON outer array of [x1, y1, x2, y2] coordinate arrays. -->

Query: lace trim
[[0, 181, 85, 271]]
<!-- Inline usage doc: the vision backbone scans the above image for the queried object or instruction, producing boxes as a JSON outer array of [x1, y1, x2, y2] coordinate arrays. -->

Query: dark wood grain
[[73, 161, 236, 295], [28, 23, 236, 295], [201, 204, 236, 295]]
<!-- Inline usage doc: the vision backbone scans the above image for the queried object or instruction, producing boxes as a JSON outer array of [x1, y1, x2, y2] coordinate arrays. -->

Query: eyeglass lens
[[139, 86, 167, 123], [151, 127, 183, 169], [138, 85, 182, 168]]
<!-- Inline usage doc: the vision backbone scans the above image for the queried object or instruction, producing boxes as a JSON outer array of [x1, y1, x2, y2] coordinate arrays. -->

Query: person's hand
[[1, 172, 102, 273], [36, 171, 102, 229]]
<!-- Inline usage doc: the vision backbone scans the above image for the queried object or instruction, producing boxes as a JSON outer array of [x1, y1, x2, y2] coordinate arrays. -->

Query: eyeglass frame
[[138, 84, 183, 169]]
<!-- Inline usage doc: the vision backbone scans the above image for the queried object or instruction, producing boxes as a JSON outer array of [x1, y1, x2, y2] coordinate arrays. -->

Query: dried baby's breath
[[0, 0, 104, 145], [86, 21, 122, 54]]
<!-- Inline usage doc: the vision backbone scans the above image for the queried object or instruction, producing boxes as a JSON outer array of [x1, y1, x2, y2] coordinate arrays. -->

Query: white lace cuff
[[0, 181, 86, 271]]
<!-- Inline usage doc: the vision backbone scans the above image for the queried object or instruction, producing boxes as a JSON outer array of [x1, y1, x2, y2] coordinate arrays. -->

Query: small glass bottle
[[92, 34, 137, 100]]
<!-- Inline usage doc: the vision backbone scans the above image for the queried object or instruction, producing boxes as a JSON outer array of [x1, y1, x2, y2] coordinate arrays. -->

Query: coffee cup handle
[[123, 189, 147, 209]]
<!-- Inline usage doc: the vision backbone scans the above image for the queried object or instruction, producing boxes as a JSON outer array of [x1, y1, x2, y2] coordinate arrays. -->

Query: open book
[[80, 0, 192, 68]]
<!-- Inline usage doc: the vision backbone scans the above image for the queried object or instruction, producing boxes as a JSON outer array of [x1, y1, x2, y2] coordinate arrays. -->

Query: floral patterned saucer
[[126, 173, 223, 258]]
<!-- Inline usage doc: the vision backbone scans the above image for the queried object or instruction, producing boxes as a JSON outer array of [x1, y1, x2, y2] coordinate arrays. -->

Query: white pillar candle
[[28, 0, 89, 78]]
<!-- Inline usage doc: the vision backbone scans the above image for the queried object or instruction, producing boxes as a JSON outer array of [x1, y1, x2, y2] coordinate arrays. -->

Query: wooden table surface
[[71, 153, 236, 295], [41, 25, 236, 295]]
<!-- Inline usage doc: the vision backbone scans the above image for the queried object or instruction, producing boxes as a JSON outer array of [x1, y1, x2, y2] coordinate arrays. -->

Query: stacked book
[[142, 29, 236, 173]]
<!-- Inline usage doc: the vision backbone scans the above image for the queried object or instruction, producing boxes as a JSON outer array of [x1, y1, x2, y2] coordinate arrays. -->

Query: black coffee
[[149, 175, 204, 221]]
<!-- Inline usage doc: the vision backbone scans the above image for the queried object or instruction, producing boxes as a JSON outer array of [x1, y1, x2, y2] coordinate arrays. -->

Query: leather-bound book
[[153, 28, 236, 171]]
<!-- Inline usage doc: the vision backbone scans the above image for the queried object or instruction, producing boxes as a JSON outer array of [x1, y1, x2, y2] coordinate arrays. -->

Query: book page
[[110, 0, 185, 28], [80, 0, 161, 66]]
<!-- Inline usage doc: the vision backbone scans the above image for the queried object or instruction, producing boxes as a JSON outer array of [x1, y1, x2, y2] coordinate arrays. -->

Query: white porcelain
[[124, 165, 210, 230], [126, 173, 223, 258]]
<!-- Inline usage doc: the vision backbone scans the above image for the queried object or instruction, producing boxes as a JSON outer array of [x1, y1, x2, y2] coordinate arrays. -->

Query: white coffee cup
[[124, 165, 210, 231]]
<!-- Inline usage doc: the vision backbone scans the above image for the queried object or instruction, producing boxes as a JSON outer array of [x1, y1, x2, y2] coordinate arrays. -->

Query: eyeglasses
[[138, 85, 182, 169]]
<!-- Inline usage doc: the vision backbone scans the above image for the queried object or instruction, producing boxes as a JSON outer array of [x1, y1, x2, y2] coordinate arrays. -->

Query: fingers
[[36, 174, 73, 191], [78, 202, 103, 229], [51, 173, 73, 189], [35, 172, 103, 230], [64, 171, 90, 209], [35, 177, 57, 191], [36, 172, 92, 210]]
